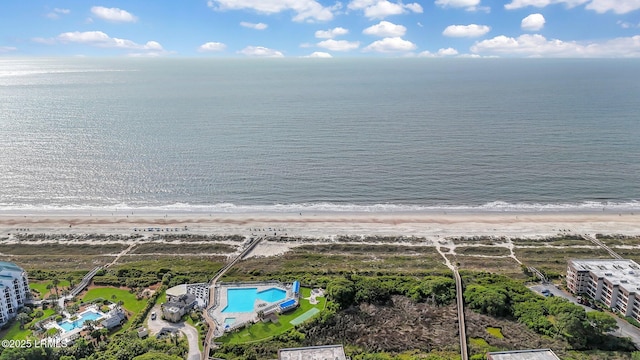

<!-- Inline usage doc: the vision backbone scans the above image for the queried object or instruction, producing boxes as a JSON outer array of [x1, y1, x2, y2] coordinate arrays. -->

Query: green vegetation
[[486, 327, 504, 339], [133, 353, 184, 360], [7, 233, 640, 360], [130, 242, 238, 255], [455, 246, 511, 256], [510, 235, 589, 247], [348, 350, 461, 360], [463, 272, 632, 351], [447, 255, 525, 279], [514, 246, 611, 275], [29, 280, 71, 300], [326, 275, 456, 309], [1, 308, 55, 340], [223, 245, 450, 285], [94, 257, 224, 288], [0, 243, 128, 256], [469, 337, 498, 355], [221, 287, 326, 343], [83, 287, 147, 314]]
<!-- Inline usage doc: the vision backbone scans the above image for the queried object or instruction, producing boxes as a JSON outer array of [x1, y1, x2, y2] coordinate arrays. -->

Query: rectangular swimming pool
[[222, 287, 287, 313]]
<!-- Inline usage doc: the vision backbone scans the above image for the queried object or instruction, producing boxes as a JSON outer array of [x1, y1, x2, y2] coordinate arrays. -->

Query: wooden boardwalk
[[202, 236, 264, 360], [454, 268, 468, 360]]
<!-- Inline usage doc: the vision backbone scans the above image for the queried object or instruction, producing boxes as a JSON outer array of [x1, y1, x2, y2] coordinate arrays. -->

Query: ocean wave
[[0, 201, 639, 215]]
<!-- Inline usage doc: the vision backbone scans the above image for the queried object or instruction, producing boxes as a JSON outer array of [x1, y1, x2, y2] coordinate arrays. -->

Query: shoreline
[[2, 211, 639, 238]]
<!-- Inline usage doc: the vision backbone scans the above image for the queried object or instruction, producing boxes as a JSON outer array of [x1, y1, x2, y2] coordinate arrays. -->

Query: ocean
[[1, 57, 639, 214]]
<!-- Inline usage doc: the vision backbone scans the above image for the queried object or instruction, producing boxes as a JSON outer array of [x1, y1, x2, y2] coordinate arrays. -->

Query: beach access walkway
[[582, 234, 623, 259], [202, 236, 264, 360], [436, 246, 468, 360]]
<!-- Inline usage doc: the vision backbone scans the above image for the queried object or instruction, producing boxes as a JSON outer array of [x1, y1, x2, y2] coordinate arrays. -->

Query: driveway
[[530, 283, 640, 349], [146, 305, 202, 360]]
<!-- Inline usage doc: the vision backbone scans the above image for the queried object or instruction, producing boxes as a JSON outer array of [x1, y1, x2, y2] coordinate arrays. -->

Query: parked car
[[151, 312, 157, 320]]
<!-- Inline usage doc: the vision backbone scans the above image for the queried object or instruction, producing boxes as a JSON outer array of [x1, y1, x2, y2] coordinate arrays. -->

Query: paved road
[[147, 305, 202, 360], [530, 284, 640, 349]]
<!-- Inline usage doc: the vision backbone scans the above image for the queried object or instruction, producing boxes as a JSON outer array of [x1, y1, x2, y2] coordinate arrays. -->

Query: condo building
[[0, 261, 30, 326], [567, 259, 640, 321]]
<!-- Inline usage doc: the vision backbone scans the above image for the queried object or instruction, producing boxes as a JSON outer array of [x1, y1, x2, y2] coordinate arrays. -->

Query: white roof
[[279, 345, 347, 360], [488, 349, 560, 360], [570, 259, 640, 293], [166, 284, 188, 298]]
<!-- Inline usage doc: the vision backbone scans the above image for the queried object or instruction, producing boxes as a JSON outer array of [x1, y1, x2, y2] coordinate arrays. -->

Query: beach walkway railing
[[453, 268, 469, 360], [202, 236, 264, 359], [69, 266, 102, 298], [582, 234, 623, 259]]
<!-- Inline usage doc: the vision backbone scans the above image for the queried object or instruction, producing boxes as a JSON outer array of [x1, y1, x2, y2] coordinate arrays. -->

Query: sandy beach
[[1, 211, 639, 239]]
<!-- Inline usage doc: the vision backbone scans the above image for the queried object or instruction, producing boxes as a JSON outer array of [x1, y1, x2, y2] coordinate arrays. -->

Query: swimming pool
[[58, 310, 104, 332], [222, 287, 287, 313]]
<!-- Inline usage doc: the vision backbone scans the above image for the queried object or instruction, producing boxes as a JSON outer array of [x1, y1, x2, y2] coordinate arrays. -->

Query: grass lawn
[[2, 308, 56, 340], [220, 287, 326, 344], [82, 287, 146, 314], [30, 280, 71, 299]]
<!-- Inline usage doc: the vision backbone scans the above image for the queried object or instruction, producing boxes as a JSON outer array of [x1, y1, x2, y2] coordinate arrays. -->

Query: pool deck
[[209, 281, 295, 337], [42, 304, 115, 344]]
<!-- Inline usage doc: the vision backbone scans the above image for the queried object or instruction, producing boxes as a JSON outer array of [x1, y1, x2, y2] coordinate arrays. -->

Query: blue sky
[[1, 0, 639, 57]]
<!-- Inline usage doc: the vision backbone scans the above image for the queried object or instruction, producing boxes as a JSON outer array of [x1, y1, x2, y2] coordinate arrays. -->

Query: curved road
[[147, 305, 202, 360]]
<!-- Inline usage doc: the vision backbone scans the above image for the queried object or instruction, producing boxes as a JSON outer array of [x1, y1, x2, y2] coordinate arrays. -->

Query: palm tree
[[66, 275, 74, 289], [52, 278, 60, 298], [84, 319, 96, 333], [16, 313, 30, 330]]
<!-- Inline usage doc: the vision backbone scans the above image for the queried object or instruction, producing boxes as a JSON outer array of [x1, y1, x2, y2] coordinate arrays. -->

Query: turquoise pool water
[[59, 310, 104, 332], [224, 317, 236, 326], [222, 287, 287, 313]]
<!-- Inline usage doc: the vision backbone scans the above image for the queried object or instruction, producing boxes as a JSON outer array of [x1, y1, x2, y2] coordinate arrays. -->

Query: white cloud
[[435, 0, 484, 11], [348, 0, 423, 19], [405, 3, 424, 12], [240, 21, 268, 30], [90, 6, 138, 23], [586, 0, 640, 13], [317, 39, 360, 51], [521, 13, 545, 31], [418, 47, 460, 57], [198, 42, 227, 52], [0, 46, 17, 54], [208, 0, 335, 22], [363, 21, 407, 37], [618, 20, 640, 28], [238, 46, 284, 57], [443, 24, 490, 37], [438, 47, 459, 55], [471, 34, 640, 57], [505, 0, 640, 12], [363, 37, 416, 53], [504, 0, 588, 10], [41, 31, 166, 55], [315, 27, 349, 39], [305, 51, 333, 57], [46, 8, 70, 19]]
